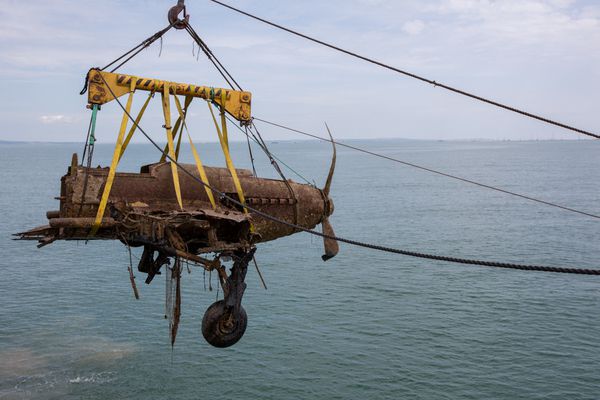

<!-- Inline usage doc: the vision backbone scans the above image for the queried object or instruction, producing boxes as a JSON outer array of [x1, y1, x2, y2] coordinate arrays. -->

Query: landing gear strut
[[202, 248, 256, 348]]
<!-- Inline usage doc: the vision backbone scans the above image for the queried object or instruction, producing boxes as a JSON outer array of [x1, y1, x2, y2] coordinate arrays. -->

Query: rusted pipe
[[46, 210, 60, 219], [49, 217, 116, 228]]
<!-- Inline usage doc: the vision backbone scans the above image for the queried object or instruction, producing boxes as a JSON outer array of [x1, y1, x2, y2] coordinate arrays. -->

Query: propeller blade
[[321, 217, 339, 261], [321, 123, 339, 261], [322, 122, 336, 197]]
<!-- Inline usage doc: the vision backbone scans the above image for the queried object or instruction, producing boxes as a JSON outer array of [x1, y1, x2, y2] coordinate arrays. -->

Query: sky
[[1, 0, 599, 142]]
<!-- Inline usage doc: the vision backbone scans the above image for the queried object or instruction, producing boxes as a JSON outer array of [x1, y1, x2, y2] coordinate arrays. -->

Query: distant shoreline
[[0, 138, 594, 145]]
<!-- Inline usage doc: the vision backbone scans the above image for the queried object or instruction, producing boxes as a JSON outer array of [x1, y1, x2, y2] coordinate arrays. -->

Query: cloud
[[402, 19, 426, 35], [40, 115, 75, 124], [428, 0, 600, 47]]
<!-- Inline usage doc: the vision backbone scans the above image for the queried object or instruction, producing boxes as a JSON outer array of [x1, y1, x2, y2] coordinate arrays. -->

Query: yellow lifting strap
[[175, 121, 185, 160], [90, 78, 137, 236], [159, 113, 183, 163], [172, 95, 217, 210], [158, 96, 191, 163], [174, 96, 193, 160], [220, 91, 229, 147], [207, 101, 252, 223], [118, 91, 153, 162], [161, 82, 184, 210]]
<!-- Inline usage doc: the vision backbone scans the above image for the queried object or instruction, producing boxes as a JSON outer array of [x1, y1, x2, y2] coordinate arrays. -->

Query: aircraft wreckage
[[17, 20, 339, 347]]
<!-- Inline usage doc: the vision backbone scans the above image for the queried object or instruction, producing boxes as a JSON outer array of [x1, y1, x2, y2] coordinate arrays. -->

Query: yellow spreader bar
[[86, 70, 252, 123]]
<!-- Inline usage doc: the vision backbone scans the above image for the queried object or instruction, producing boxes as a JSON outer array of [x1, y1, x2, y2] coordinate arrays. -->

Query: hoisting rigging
[[72, 0, 599, 273]]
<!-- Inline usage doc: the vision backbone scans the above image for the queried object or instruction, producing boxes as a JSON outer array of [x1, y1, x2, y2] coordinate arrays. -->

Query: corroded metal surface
[[17, 160, 334, 258]]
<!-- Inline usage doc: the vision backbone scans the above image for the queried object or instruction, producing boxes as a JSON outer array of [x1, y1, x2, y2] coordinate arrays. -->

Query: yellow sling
[[90, 78, 136, 236], [161, 82, 183, 210], [172, 95, 217, 210]]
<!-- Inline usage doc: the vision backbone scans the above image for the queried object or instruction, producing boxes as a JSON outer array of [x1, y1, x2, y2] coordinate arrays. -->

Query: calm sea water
[[1, 139, 598, 399]]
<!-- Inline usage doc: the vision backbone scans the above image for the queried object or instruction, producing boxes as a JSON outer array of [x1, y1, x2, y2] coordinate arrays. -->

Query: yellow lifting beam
[[86, 69, 252, 123]]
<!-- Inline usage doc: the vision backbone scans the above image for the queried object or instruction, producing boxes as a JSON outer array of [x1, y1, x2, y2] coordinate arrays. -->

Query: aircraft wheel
[[202, 300, 247, 348]]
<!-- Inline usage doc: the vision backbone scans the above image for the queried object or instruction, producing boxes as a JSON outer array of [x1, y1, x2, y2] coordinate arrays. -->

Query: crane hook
[[168, 0, 189, 30]]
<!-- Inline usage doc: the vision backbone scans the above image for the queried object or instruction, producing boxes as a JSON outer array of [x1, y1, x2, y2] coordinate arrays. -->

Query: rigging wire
[[226, 115, 313, 185], [97, 71, 599, 276], [181, 21, 274, 177], [249, 122, 296, 183], [180, 20, 298, 186], [246, 122, 302, 228], [186, 23, 244, 91], [253, 117, 600, 220], [104, 24, 175, 73], [244, 125, 257, 176], [208, 0, 600, 140], [184, 22, 242, 91], [184, 23, 300, 187], [79, 23, 175, 95], [250, 137, 312, 185]]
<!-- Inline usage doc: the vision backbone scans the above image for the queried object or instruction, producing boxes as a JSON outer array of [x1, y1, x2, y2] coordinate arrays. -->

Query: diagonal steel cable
[[254, 117, 600, 220], [209, 0, 599, 140]]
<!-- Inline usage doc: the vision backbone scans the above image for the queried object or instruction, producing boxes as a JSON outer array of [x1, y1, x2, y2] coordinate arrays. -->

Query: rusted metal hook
[[168, 0, 189, 30]]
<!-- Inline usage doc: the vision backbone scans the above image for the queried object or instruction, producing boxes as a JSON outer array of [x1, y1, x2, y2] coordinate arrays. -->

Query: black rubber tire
[[201, 300, 248, 348]]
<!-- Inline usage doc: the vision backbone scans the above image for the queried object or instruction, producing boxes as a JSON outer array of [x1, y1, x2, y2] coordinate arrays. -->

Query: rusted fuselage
[[18, 160, 334, 257]]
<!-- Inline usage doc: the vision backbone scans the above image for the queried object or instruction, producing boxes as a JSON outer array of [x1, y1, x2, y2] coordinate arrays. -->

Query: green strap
[[89, 104, 98, 145]]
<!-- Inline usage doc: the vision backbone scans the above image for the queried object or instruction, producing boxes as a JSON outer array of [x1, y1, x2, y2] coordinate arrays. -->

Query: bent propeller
[[321, 123, 339, 261]]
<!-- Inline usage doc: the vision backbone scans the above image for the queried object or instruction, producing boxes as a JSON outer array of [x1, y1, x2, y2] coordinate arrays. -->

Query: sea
[[0, 138, 598, 399]]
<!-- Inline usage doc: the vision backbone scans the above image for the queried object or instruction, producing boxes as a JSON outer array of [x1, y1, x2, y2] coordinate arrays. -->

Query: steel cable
[[225, 116, 312, 185], [79, 23, 175, 95], [208, 0, 600, 140], [184, 22, 242, 91], [253, 117, 600, 220], [103, 23, 175, 72]]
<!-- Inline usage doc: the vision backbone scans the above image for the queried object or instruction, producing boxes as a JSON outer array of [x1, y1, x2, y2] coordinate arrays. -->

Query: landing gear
[[201, 248, 255, 348], [202, 300, 248, 348]]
